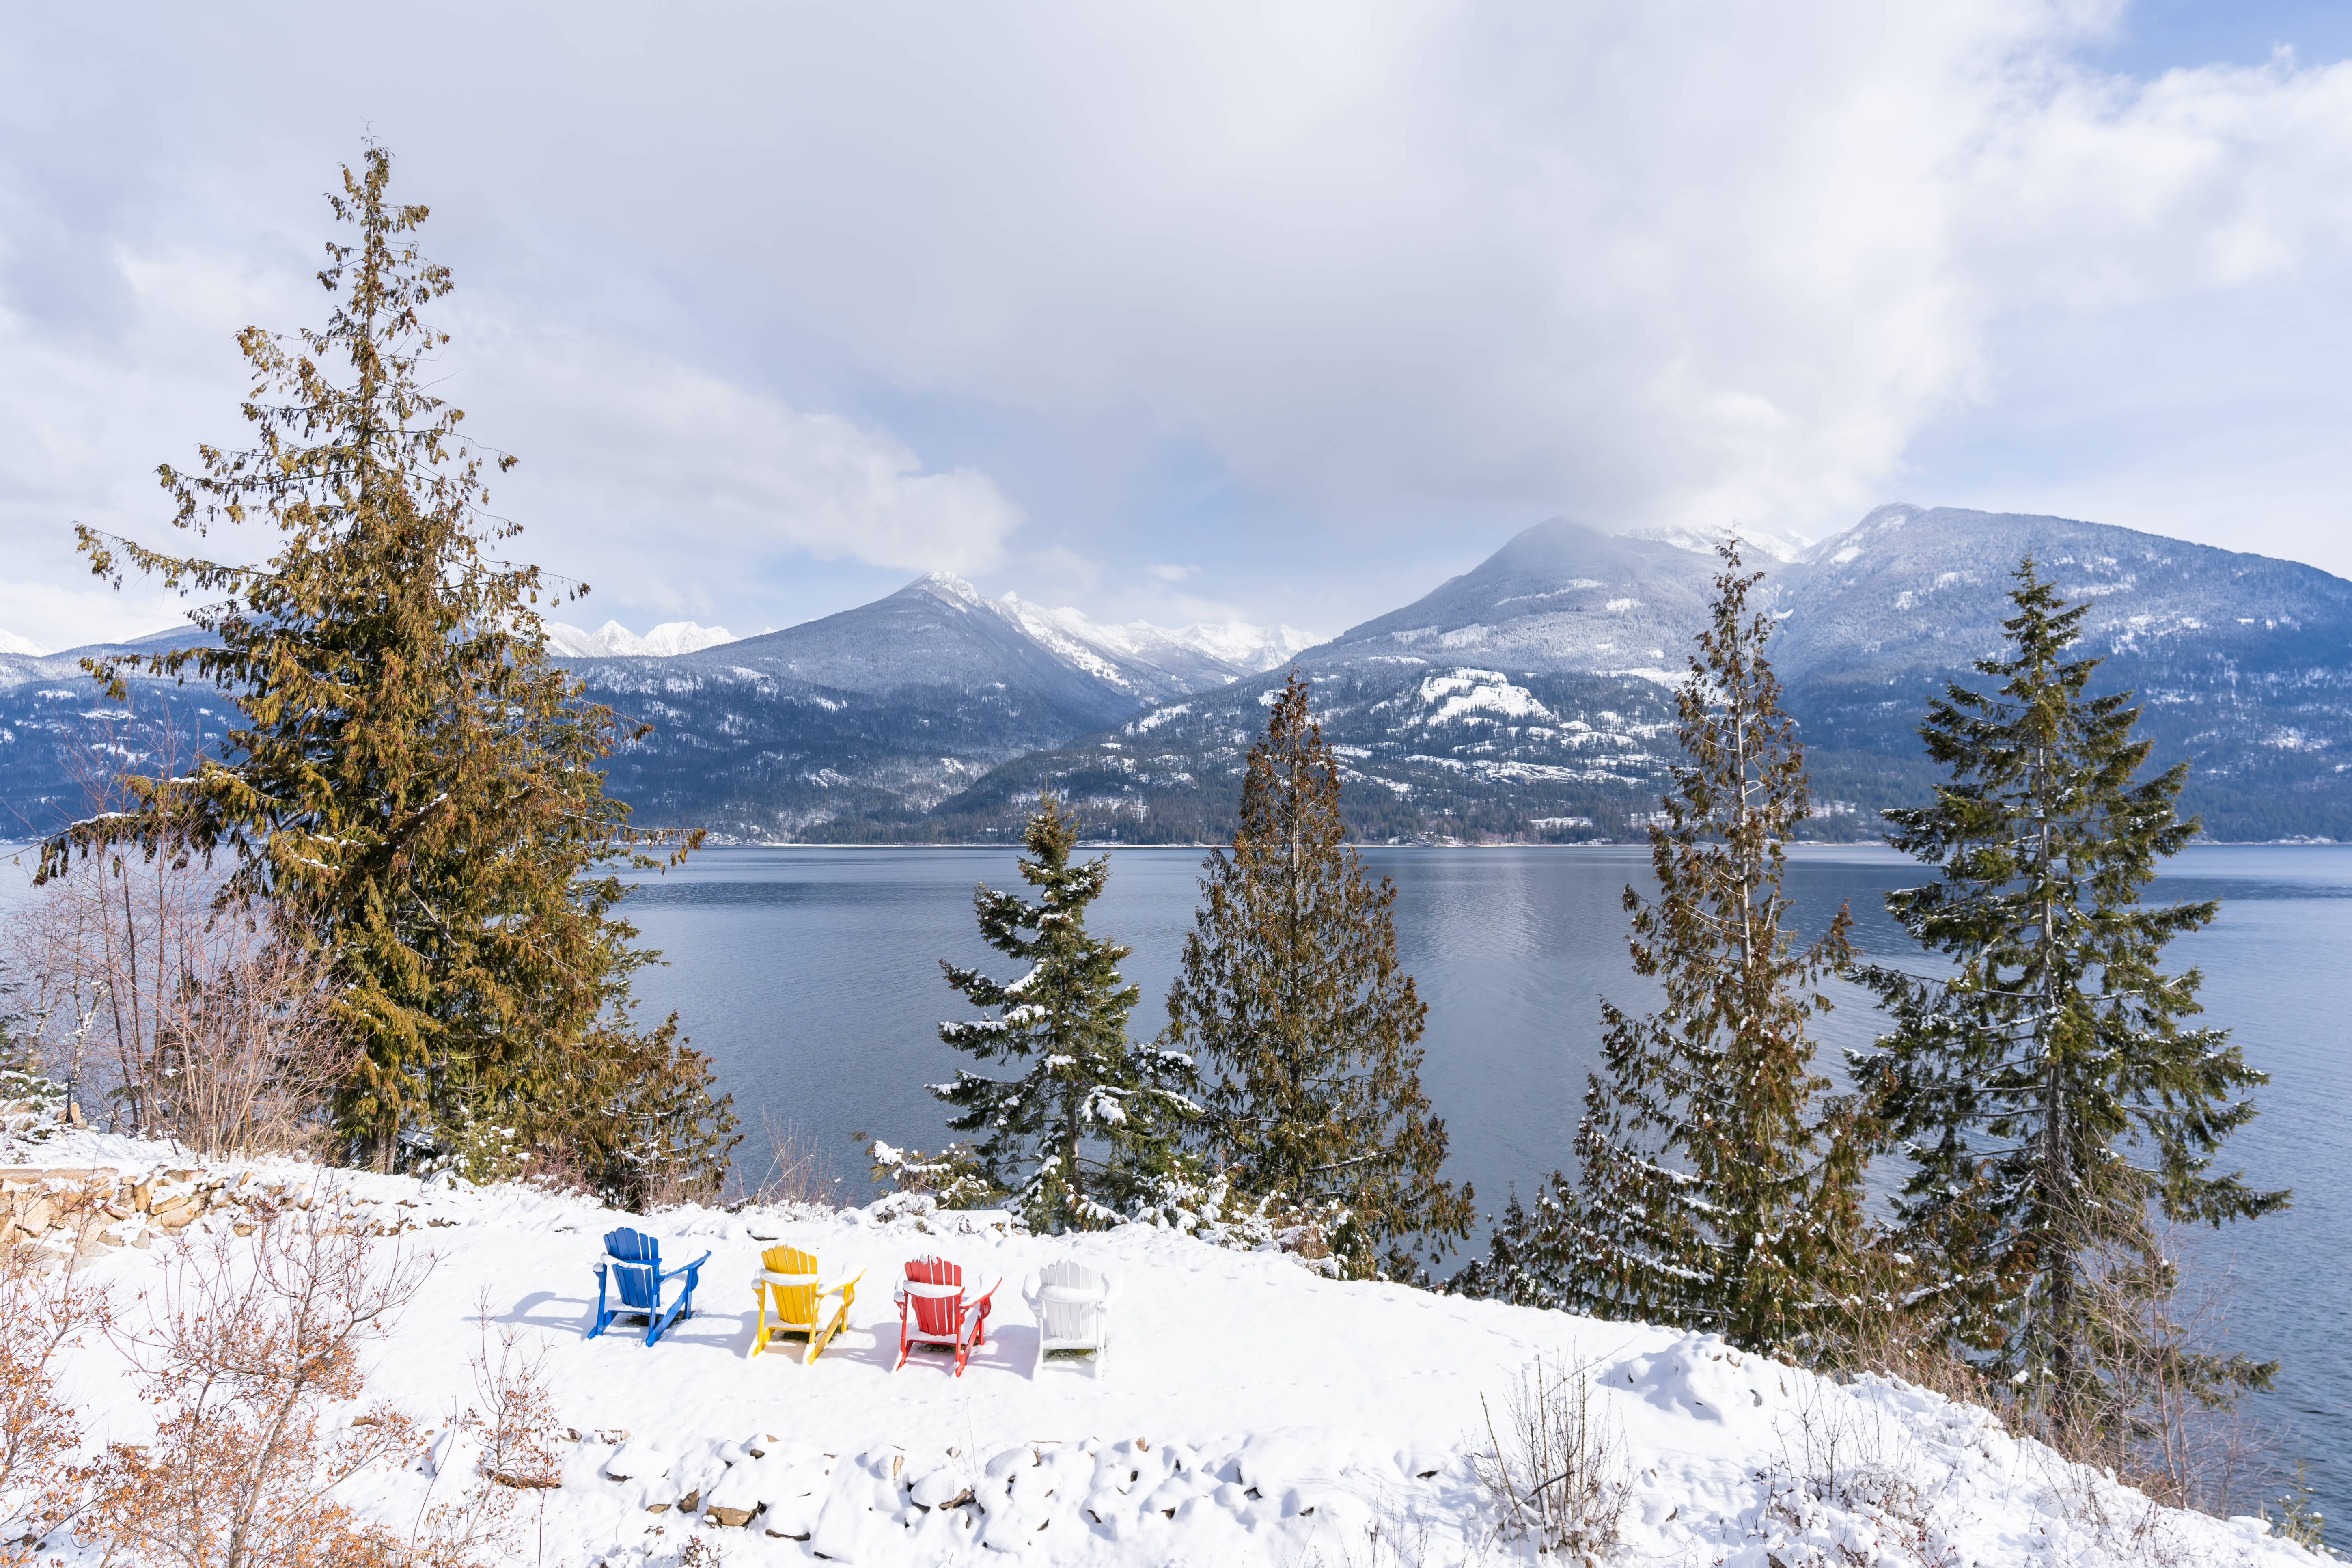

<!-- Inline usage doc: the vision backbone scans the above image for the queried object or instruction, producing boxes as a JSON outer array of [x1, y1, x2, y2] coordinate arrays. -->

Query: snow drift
[[2, 1136, 2327, 1567]]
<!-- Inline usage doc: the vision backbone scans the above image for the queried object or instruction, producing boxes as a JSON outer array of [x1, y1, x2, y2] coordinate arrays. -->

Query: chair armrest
[[660, 1250, 714, 1285], [1020, 1270, 1042, 1306]]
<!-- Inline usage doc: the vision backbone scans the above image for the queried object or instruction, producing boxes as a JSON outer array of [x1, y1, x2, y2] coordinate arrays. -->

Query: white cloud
[[473, 332, 1027, 577], [7, 1, 2352, 639], [1149, 563, 1198, 582]]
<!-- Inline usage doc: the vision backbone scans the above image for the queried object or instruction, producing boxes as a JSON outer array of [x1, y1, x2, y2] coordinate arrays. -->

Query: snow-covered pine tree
[[1466, 543, 1872, 1354], [1853, 558, 2285, 1436], [1160, 669, 1472, 1279], [43, 145, 732, 1197], [936, 793, 1193, 1232]]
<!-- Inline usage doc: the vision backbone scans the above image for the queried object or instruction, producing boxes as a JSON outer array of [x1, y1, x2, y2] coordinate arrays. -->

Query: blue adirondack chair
[[589, 1227, 711, 1346]]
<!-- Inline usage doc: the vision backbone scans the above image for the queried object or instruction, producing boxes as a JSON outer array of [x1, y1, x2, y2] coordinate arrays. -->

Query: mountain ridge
[[7, 507, 2352, 844]]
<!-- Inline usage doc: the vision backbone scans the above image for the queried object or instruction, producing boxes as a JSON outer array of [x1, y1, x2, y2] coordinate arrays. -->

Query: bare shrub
[[2052, 1221, 2280, 1519], [11, 724, 349, 1155], [11, 718, 214, 1134], [727, 1114, 841, 1210], [1811, 1294, 1994, 1415], [0, 1244, 112, 1562], [1474, 1355, 1629, 1562], [2263, 1462, 2333, 1557], [155, 937, 350, 1157], [389, 1300, 564, 1565], [1311, 1502, 1451, 1568], [2033, 1449, 2198, 1568], [85, 1199, 434, 1568], [1767, 1377, 1948, 1560], [458, 1296, 561, 1490]]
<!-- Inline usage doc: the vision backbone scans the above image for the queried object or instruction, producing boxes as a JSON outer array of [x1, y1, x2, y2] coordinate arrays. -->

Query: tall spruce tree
[[1160, 669, 1471, 1279], [1854, 558, 2284, 1432], [1464, 544, 1871, 1354], [45, 145, 734, 1196], [936, 793, 1193, 1232]]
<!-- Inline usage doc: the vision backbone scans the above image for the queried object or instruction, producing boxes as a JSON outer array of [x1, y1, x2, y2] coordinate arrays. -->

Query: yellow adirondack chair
[[749, 1245, 864, 1363]]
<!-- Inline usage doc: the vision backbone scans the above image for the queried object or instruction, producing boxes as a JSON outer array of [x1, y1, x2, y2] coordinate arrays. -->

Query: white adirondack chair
[[1022, 1260, 1112, 1379]]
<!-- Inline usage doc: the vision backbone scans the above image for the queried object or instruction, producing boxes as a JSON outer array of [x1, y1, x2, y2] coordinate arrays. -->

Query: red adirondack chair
[[892, 1255, 1000, 1375]]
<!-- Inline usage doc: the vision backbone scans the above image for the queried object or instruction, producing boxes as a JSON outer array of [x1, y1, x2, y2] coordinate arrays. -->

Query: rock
[[702, 1461, 765, 1527], [909, 1469, 971, 1510], [603, 1441, 671, 1482]]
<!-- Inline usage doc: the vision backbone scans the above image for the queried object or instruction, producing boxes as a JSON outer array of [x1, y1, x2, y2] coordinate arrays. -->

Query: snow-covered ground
[[4, 1134, 2328, 1567]]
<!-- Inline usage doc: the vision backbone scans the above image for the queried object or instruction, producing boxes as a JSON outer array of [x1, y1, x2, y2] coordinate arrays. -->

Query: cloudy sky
[[4, 1, 2351, 652]]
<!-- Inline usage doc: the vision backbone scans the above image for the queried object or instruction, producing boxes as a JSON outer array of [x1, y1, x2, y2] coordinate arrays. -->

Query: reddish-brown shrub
[[0, 1243, 112, 1564], [84, 1201, 433, 1568]]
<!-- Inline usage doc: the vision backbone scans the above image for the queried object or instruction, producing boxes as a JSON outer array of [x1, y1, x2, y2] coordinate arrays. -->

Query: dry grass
[[727, 1115, 844, 1211]]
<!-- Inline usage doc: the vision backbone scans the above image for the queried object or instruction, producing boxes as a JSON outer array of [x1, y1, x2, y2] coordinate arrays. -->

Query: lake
[[615, 841, 2349, 1521]]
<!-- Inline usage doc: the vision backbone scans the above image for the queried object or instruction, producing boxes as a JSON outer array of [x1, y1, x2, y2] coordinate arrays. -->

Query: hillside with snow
[[2, 1137, 2325, 1568]]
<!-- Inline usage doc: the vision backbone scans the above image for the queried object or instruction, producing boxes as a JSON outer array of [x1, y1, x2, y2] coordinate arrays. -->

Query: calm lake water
[[616, 842, 2350, 1519]]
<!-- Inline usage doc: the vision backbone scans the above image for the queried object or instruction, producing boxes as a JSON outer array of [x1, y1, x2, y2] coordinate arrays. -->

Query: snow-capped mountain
[[978, 582, 1320, 703], [542, 619, 737, 658], [0, 629, 50, 657], [937, 507, 2352, 844], [1005, 595, 1319, 680], [12, 511, 2352, 843], [528, 572, 1328, 840], [1617, 520, 1813, 562]]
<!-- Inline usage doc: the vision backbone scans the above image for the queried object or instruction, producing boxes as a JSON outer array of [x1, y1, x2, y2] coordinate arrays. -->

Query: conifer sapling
[[935, 793, 1193, 1232]]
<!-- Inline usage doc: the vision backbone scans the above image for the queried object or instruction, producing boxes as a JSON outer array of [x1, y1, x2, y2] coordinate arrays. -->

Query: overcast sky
[[5, 1, 2352, 652]]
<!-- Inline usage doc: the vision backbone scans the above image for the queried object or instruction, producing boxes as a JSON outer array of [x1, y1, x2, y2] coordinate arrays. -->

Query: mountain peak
[[1617, 520, 1813, 563], [0, 629, 52, 657], [544, 619, 736, 658], [905, 570, 986, 609]]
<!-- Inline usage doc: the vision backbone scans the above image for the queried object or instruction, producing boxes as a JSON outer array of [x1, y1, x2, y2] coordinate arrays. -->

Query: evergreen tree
[[44, 144, 734, 1195], [1161, 669, 1471, 1279], [936, 793, 1193, 1232], [1854, 558, 2285, 1432], [1468, 544, 1871, 1354]]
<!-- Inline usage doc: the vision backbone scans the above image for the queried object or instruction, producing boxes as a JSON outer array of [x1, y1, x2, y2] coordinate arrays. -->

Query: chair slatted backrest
[[904, 1256, 964, 1337], [1033, 1260, 1105, 1340], [761, 1244, 821, 1324], [604, 1228, 662, 1312]]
